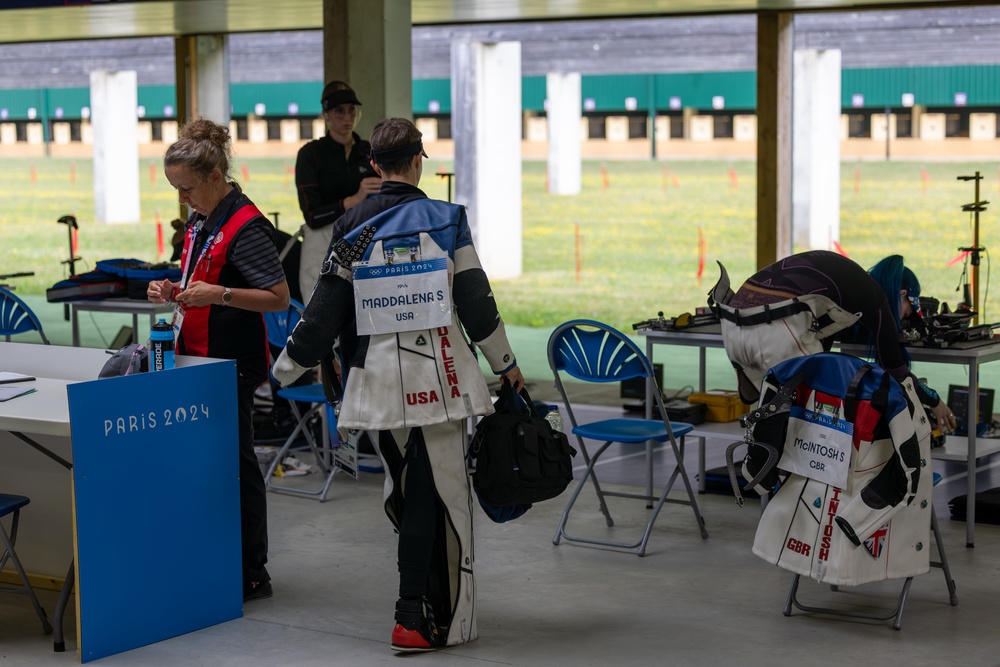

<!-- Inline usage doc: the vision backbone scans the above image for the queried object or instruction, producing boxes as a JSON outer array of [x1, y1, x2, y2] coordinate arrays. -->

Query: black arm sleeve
[[453, 267, 501, 342], [284, 275, 354, 369]]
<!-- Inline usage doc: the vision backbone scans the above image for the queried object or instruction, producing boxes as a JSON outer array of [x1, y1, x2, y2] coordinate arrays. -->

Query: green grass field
[[2, 156, 999, 332]]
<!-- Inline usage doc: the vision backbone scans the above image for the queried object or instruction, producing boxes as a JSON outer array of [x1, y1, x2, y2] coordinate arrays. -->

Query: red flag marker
[[670, 171, 679, 188], [72, 227, 78, 257], [150, 163, 156, 185], [30, 164, 36, 184], [728, 166, 738, 192], [600, 163, 609, 190], [697, 226, 706, 285], [832, 240, 849, 258], [948, 251, 971, 267], [920, 167, 930, 197], [241, 164, 250, 182], [155, 210, 164, 257]]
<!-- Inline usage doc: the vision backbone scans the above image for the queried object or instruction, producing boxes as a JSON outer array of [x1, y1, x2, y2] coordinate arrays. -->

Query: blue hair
[[866, 255, 919, 366]]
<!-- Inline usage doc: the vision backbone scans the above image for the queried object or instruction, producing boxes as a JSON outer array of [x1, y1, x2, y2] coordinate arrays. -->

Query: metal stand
[[956, 172, 988, 323], [782, 510, 958, 630]]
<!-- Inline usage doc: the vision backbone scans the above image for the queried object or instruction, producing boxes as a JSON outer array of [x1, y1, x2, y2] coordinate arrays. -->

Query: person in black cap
[[295, 81, 381, 303]]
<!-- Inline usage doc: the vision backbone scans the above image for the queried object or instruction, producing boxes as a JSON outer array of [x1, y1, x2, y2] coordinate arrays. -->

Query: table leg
[[52, 560, 74, 652], [645, 338, 654, 505], [966, 363, 978, 547], [697, 436, 706, 493], [71, 306, 80, 347], [699, 347, 707, 393]]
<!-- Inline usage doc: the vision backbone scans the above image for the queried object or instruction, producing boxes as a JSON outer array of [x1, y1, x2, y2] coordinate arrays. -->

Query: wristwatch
[[221, 287, 233, 306]]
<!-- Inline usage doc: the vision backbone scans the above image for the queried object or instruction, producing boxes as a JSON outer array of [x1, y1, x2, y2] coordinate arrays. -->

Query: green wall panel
[[1, 65, 998, 122]]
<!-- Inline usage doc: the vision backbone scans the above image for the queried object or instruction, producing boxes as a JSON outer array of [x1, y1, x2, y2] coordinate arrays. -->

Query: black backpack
[[99, 344, 149, 379], [471, 382, 576, 507]]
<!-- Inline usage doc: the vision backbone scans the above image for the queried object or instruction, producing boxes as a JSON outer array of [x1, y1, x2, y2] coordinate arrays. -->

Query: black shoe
[[243, 580, 273, 603], [391, 597, 445, 652]]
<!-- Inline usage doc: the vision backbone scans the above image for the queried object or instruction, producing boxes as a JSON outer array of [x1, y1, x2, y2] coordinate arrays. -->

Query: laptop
[[947, 385, 995, 437]]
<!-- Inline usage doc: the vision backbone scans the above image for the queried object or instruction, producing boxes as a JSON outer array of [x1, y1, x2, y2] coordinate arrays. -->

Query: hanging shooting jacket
[[745, 352, 933, 586], [273, 184, 517, 430], [177, 192, 270, 385]]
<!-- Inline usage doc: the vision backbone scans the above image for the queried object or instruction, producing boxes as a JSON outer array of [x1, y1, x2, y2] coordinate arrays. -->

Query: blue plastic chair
[[548, 319, 708, 556], [262, 299, 342, 502], [0, 287, 50, 344], [0, 493, 53, 635]]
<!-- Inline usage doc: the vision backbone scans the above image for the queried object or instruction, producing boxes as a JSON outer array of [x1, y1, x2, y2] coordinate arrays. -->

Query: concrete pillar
[[415, 117, 438, 142], [452, 40, 522, 280], [312, 118, 326, 140], [90, 70, 140, 224], [26, 123, 43, 144], [870, 113, 896, 141], [161, 120, 178, 144], [689, 116, 714, 141], [52, 122, 71, 144], [654, 116, 670, 141], [793, 48, 841, 252], [920, 113, 946, 140], [323, 0, 411, 138], [279, 119, 301, 143], [970, 113, 996, 140], [136, 120, 153, 144], [911, 105, 925, 138], [174, 35, 230, 128], [526, 116, 547, 142], [682, 107, 698, 139], [733, 115, 756, 141], [546, 72, 581, 196], [756, 12, 794, 267]]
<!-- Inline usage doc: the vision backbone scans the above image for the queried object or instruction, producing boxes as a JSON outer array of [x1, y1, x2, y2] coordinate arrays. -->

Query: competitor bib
[[779, 404, 853, 488], [353, 257, 453, 335]]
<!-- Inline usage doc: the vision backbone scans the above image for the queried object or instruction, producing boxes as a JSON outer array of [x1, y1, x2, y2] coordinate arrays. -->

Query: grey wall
[[1, 7, 999, 89]]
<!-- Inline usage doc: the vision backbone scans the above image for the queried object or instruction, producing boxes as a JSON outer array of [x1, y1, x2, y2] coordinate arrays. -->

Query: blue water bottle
[[150, 318, 175, 371]]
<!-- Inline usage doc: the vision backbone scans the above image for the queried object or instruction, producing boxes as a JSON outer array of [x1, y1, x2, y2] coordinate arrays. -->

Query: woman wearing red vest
[[147, 118, 290, 603]]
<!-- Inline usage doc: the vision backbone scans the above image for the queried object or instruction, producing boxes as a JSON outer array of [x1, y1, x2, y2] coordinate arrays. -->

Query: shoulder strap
[[227, 203, 263, 228]]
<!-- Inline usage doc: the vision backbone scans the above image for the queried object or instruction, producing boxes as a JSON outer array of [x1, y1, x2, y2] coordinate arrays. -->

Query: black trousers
[[238, 377, 270, 585], [397, 429, 437, 599]]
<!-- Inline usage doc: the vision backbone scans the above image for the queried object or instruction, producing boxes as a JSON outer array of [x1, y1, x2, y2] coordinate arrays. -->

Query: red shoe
[[390, 598, 445, 653]]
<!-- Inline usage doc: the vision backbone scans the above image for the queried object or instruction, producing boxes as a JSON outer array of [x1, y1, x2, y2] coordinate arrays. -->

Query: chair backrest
[[263, 298, 305, 350], [0, 287, 49, 344], [548, 319, 649, 384], [549, 319, 672, 433]]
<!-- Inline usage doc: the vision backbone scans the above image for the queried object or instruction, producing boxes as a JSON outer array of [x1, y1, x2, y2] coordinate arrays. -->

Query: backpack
[[99, 344, 149, 378]]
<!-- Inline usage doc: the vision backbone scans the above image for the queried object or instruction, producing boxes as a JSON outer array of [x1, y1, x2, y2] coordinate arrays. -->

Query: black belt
[[714, 298, 813, 326]]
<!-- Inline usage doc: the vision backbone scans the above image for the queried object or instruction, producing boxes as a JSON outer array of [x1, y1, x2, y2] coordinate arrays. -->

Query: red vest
[[178, 204, 269, 375]]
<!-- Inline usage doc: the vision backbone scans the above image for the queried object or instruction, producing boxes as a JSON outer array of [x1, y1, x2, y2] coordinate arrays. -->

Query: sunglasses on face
[[329, 105, 359, 118]]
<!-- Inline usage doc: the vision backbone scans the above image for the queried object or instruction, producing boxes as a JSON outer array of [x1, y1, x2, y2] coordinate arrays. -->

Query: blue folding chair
[[549, 319, 708, 556], [0, 287, 49, 344], [262, 299, 342, 502], [0, 493, 53, 635]]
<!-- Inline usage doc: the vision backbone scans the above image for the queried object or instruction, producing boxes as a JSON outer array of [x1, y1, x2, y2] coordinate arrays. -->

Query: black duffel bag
[[471, 380, 577, 507]]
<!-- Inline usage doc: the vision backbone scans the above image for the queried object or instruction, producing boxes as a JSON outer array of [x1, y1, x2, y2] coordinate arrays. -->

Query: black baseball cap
[[321, 83, 362, 111]]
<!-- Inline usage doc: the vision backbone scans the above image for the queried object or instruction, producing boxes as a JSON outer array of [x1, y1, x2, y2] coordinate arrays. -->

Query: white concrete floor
[[3, 401, 1000, 666]]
